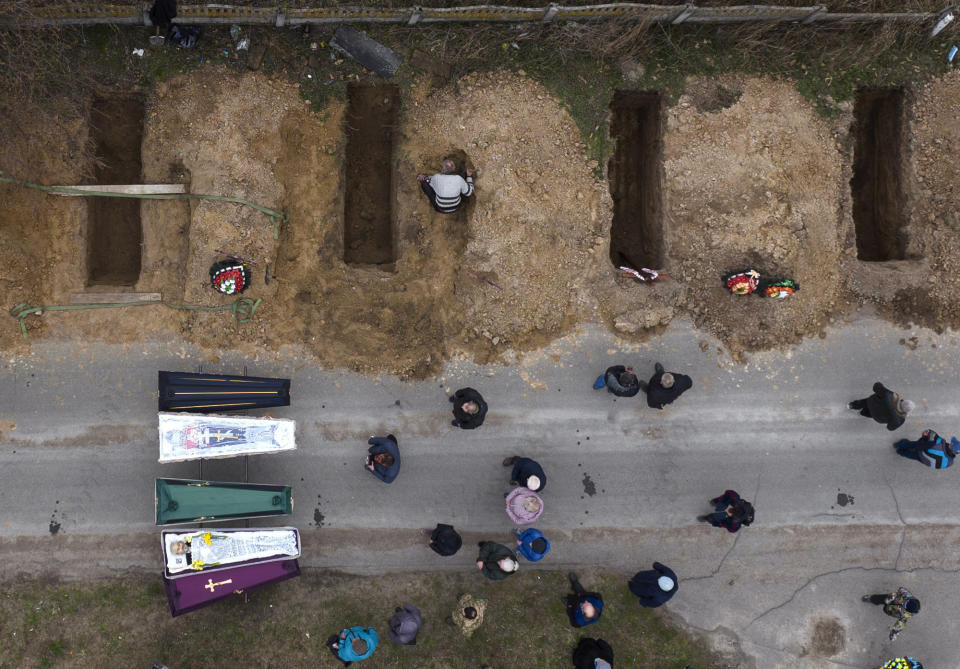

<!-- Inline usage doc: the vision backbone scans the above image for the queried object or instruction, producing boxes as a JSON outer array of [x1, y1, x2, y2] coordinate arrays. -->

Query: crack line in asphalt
[[884, 475, 907, 571]]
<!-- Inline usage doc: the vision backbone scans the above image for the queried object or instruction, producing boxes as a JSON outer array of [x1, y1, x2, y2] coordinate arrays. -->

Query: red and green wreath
[[210, 261, 252, 295], [722, 269, 760, 295], [762, 279, 800, 299]]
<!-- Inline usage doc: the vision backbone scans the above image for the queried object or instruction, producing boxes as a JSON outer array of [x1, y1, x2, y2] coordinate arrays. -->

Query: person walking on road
[[849, 382, 914, 431], [572, 637, 614, 668], [593, 365, 640, 397], [862, 587, 921, 641], [515, 527, 550, 562], [628, 562, 678, 608], [505, 486, 544, 525], [417, 159, 475, 214], [425, 523, 462, 556], [563, 572, 604, 628], [638, 362, 693, 410], [877, 658, 924, 669], [476, 541, 519, 580], [697, 490, 754, 533], [894, 429, 958, 469], [450, 387, 487, 429], [326, 625, 378, 666], [449, 593, 486, 637], [387, 603, 421, 645], [503, 455, 546, 492], [365, 434, 400, 483]]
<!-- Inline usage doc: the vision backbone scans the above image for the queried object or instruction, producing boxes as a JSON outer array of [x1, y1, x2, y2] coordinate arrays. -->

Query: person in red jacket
[[697, 490, 754, 533]]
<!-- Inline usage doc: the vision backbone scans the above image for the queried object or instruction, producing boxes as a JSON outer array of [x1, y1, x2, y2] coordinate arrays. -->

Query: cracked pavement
[[1, 308, 958, 667]]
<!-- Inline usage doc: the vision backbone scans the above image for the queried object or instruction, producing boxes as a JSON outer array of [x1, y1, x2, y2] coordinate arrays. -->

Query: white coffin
[[158, 412, 296, 463]]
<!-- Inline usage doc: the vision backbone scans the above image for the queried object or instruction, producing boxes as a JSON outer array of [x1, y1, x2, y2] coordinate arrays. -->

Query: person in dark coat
[[426, 523, 462, 556], [387, 603, 422, 645], [502, 455, 546, 492], [628, 562, 678, 608], [894, 430, 958, 469], [638, 362, 693, 410], [563, 572, 604, 628], [572, 637, 614, 668], [476, 541, 518, 580], [849, 382, 914, 431], [450, 387, 488, 429], [697, 490, 754, 533], [365, 434, 400, 483], [594, 365, 640, 397]]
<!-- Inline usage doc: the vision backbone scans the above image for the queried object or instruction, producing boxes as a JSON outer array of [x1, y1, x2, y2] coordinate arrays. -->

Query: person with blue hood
[[894, 429, 958, 469], [628, 562, 678, 608]]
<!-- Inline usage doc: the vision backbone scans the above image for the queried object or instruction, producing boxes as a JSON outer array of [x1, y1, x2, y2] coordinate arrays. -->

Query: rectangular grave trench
[[608, 90, 664, 270], [86, 94, 145, 286], [343, 82, 400, 268], [851, 87, 907, 262]]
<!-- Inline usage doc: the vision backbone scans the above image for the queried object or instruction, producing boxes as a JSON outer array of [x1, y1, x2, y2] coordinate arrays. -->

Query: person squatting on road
[[365, 434, 400, 483], [515, 527, 550, 562], [697, 490, 754, 533], [450, 387, 488, 429], [326, 625, 378, 666], [877, 658, 923, 669], [572, 636, 614, 669], [894, 429, 958, 469], [594, 364, 640, 397], [849, 382, 914, 431], [628, 562, 678, 608], [862, 587, 921, 641], [503, 455, 546, 492], [476, 541, 519, 580], [387, 603, 422, 645], [417, 159, 474, 214], [505, 486, 544, 525], [563, 572, 604, 628], [449, 593, 486, 637], [426, 523, 462, 556], [638, 362, 693, 410]]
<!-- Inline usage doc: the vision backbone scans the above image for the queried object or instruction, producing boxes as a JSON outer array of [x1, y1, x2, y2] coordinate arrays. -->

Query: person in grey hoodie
[[387, 603, 422, 645]]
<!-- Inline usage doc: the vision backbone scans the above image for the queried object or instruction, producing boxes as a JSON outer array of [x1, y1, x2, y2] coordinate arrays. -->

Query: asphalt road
[[1, 308, 958, 669]]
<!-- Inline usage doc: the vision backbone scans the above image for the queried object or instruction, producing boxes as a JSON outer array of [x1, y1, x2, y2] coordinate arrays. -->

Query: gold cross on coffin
[[205, 578, 233, 592]]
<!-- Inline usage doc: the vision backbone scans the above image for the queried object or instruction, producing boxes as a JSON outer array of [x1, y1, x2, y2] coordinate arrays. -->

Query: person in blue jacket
[[628, 562, 678, 608], [365, 434, 400, 483], [894, 429, 958, 469], [515, 527, 550, 562], [563, 572, 603, 628], [326, 625, 378, 666]]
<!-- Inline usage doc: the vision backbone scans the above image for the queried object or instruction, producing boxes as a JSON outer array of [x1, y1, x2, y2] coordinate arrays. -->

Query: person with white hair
[[848, 382, 914, 431], [628, 562, 678, 608], [476, 541, 519, 581], [638, 362, 693, 410], [502, 455, 546, 492], [563, 572, 604, 628], [417, 158, 474, 214], [505, 486, 543, 525]]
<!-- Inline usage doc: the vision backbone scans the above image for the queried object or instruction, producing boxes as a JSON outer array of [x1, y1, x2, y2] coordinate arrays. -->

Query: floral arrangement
[[762, 279, 800, 299], [722, 269, 760, 295], [210, 260, 252, 295]]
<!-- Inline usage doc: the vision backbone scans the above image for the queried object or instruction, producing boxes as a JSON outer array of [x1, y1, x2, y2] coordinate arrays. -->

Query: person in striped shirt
[[417, 158, 474, 213]]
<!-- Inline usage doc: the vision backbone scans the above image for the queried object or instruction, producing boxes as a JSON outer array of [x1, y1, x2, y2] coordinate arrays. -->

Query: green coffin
[[155, 478, 293, 525]]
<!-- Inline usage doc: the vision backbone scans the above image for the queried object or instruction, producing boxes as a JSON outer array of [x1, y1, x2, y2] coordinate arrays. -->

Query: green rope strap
[[0, 171, 288, 239], [9, 297, 262, 339]]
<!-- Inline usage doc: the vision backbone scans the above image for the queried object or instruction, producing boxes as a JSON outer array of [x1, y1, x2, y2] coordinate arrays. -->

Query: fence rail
[[0, 3, 943, 27]]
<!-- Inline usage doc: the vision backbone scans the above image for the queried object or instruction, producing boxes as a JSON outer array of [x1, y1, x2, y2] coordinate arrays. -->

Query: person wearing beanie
[[476, 541, 519, 581], [697, 490, 754, 533], [572, 637, 614, 668], [387, 603, 421, 645], [878, 657, 923, 669], [450, 387, 488, 429], [894, 429, 958, 469], [503, 455, 547, 492], [563, 572, 604, 628], [637, 362, 693, 410], [515, 527, 551, 562], [594, 364, 640, 397], [505, 487, 544, 525], [426, 523, 462, 556], [849, 382, 913, 431], [449, 593, 486, 637], [628, 562, 678, 608], [365, 434, 400, 484], [862, 586, 921, 640]]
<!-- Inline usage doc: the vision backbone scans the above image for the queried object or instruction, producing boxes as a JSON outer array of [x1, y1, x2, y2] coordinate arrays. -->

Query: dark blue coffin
[[158, 371, 291, 412]]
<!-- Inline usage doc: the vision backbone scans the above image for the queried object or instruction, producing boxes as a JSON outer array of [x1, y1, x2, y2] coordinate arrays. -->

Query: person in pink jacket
[[505, 487, 543, 525]]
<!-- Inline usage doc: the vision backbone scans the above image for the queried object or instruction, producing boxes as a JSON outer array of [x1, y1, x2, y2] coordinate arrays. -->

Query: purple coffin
[[163, 559, 300, 617]]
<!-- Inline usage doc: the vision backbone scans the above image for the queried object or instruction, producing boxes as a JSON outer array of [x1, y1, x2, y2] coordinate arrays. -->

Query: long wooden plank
[[50, 184, 186, 196], [69, 292, 162, 304]]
